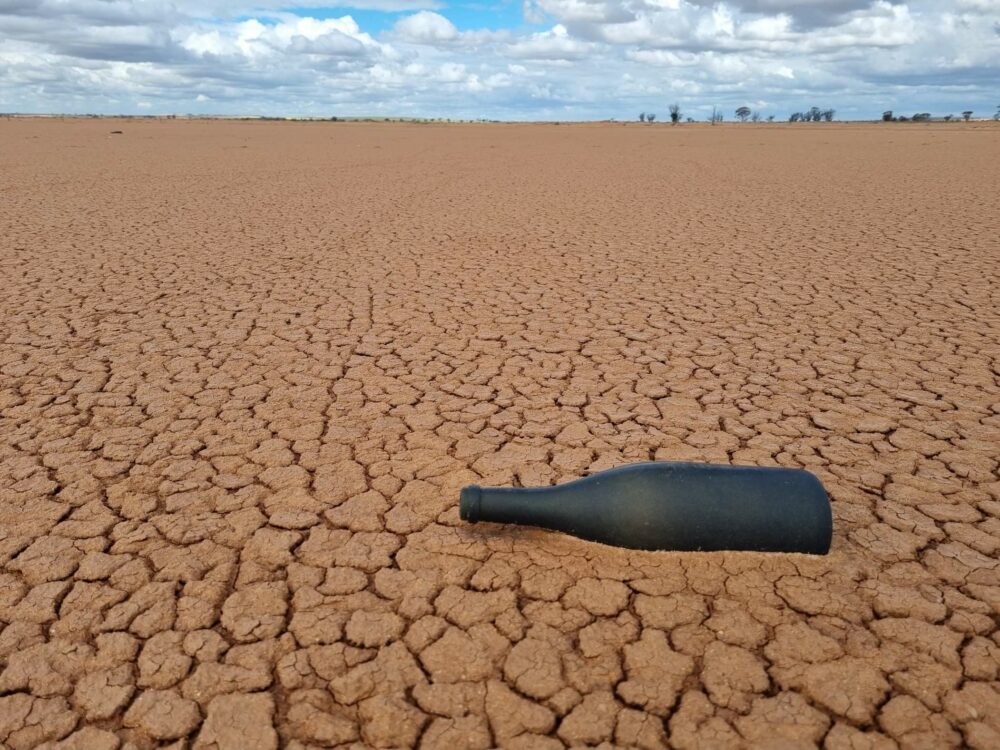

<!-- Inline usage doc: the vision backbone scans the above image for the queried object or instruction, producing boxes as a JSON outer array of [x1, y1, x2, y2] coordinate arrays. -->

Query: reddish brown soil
[[1, 118, 999, 749]]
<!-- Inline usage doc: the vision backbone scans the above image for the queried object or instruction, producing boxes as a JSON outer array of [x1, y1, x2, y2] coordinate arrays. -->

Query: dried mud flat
[[1, 118, 999, 750]]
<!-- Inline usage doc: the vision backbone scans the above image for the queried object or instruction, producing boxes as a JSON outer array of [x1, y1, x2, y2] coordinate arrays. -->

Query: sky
[[1, 1, 998, 120]]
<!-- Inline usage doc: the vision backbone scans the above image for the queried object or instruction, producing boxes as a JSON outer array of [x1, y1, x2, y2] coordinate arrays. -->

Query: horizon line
[[4, 113, 999, 124]]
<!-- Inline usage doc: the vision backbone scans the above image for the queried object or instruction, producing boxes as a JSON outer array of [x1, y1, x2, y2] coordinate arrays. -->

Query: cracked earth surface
[[1, 119, 999, 749]]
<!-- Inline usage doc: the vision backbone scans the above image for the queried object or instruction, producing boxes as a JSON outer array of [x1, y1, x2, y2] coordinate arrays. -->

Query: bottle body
[[460, 462, 831, 554]]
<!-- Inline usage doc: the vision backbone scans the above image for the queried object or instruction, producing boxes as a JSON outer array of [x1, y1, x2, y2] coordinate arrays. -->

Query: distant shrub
[[646, 113, 656, 122], [669, 103, 681, 124], [789, 107, 834, 122]]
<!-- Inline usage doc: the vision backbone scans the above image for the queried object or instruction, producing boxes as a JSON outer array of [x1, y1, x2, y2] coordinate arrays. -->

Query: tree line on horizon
[[881, 108, 999, 122], [636, 104, 1000, 124], [637, 105, 828, 123]]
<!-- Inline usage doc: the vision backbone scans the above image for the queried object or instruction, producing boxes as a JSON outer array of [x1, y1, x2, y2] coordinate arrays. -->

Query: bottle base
[[459, 485, 482, 523]]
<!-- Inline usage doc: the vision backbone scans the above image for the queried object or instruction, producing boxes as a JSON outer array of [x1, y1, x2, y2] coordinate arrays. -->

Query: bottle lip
[[459, 485, 482, 523]]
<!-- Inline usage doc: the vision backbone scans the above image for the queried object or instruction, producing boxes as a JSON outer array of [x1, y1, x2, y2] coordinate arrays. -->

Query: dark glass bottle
[[460, 462, 831, 554]]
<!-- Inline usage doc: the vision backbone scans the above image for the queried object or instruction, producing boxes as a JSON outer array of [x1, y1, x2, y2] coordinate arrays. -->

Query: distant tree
[[686, 117, 695, 123], [944, 114, 953, 121], [767, 115, 774, 122], [669, 103, 681, 124], [807, 106, 822, 122], [789, 112, 801, 122], [751, 111, 761, 122], [646, 113, 656, 122], [994, 104, 999, 120], [736, 106, 751, 122], [962, 111, 972, 121], [822, 109, 834, 122], [882, 110, 894, 121], [913, 112, 931, 122], [710, 106, 723, 125], [639, 112, 646, 122], [897, 115, 909, 122]]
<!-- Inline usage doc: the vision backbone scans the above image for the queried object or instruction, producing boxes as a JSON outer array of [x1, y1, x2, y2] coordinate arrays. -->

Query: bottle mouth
[[459, 485, 482, 523]]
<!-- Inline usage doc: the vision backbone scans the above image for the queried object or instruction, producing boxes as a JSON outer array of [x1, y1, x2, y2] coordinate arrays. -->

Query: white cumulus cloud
[[393, 10, 459, 43], [0, 0, 997, 120]]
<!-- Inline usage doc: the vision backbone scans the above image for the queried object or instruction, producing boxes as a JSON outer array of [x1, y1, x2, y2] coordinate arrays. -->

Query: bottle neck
[[460, 484, 561, 526]]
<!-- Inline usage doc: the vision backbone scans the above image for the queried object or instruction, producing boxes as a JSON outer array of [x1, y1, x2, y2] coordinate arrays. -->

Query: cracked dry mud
[[1, 119, 999, 750]]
